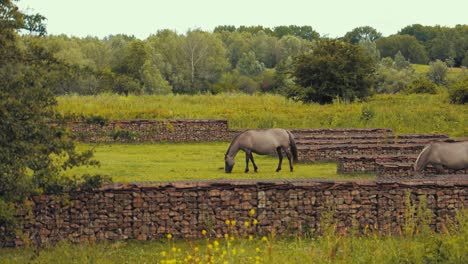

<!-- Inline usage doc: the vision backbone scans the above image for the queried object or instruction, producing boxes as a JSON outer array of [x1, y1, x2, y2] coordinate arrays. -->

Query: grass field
[[57, 93, 467, 137], [69, 143, 373, 182], [412, 64, 466, 80]]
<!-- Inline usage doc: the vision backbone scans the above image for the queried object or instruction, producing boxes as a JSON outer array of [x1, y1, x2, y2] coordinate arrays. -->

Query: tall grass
[[57, 93, 467, 137]]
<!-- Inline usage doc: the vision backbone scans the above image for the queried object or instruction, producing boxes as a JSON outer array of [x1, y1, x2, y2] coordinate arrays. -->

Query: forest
[[17, 20, 468, 99]]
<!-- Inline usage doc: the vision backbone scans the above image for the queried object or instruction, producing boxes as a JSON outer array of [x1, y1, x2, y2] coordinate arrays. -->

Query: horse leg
[[433, 164, 445, 174], [276, 147, 283, 172], [249, 153, 258, 172], [283, 147, 293, 172], [245, 152, 250, 173]]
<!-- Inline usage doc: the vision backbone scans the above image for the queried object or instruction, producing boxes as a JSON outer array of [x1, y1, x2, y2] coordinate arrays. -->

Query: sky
[[17, 0, 468, 39]]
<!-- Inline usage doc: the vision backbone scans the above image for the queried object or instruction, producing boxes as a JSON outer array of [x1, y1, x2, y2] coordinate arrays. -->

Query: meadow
[[3, 92, 466, 262], [69, 143, 372, 182], [57, 93, 467, 137]]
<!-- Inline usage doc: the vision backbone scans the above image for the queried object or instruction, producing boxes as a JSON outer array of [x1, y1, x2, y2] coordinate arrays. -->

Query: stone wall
[[337, 155, 417, 174], [376, 163, 468, 179], [7, 179, 468, 247], [69, 119, 230, 143], [298, 144, 425, 162]]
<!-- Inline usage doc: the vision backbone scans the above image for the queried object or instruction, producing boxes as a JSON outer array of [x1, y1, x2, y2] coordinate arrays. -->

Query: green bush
[[448, 78, 468, 104], [405, 77, 438, 94]]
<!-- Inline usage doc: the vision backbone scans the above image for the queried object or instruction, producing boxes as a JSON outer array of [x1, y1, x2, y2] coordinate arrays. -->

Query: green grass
[[69, 143, 372, 182], [412, 64, 466, 79], [57, 93, 467, 137]]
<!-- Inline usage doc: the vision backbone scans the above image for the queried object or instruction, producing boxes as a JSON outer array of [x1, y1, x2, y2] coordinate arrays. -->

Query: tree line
[[15, 22, 468, 96]]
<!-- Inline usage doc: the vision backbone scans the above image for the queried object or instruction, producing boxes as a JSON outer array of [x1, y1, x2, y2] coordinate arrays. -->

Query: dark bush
[[405, 77, 438, 94], [448, 78, 468, 104]]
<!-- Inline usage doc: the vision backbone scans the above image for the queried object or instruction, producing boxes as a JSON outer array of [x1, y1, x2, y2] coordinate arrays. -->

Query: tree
[[22, 13, 46, 36], [394, 51, 410, 69], [1, 0, 105, 243], [427, 60, 448, 85], [215, 31, 253, 68], [251, 31, 278, 68], [289, 39, 376, 104], [376, 34, 429, 64], [179, 30, 228, 93], [276, 35, 310, 64], [236, 51, 265, 77], [273, 25, 320, 41], [343, 26, 382, 44]]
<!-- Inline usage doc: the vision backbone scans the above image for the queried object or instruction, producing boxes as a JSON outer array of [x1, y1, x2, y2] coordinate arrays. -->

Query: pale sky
[[17, 0, 468, 39]]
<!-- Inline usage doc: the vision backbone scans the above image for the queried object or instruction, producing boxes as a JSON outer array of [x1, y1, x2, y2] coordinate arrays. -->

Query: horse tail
[[287, 130, 299, 163], [414, 144, 432, 172]]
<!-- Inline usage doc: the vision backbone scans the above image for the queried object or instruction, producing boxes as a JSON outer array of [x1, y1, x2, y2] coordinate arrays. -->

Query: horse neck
[[226, 140, 241, 157], [414, 144, 432, 171]]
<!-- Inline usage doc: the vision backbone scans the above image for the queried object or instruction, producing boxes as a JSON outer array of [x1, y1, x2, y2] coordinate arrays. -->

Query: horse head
[[225, 154, 235, 173]]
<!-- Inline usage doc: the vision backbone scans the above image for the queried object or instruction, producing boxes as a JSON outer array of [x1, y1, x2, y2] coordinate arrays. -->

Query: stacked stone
[[337, 155, 417, 174], [67, 119, 230, 143], [298, 144, 425, 162], [376, 163, 468, 179], [6, 180, 467, 247]]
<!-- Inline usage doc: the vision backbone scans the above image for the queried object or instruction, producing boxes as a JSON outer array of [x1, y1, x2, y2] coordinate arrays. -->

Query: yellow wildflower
[[202, 229, 207, 236], [250, 208, 256, 216], [231, 220, 237, 226], [249, 235, 253, 241], [244, 221, 250, 227], [225, 219, 231, 225], [253, 219, 258, 225], [224, 233, 229, 239], [166, 233, 172, 240], [261, 236, 268, 242]]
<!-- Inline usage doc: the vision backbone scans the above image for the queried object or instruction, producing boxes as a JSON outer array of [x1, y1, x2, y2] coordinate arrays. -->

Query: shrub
[[427, 60, 448, 85], [405, 77, 438, 94], [374, 65, 416, 94], [448, 77, 468, 104]]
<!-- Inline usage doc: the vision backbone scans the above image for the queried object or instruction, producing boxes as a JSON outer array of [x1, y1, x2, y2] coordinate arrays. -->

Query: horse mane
[[225, 131, 244, 156], [414, 144, 432, 171]]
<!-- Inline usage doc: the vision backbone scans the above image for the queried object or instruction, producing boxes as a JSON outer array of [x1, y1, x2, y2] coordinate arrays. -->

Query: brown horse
[[414, 141, 468, 173], [224, 128, 298, 173]]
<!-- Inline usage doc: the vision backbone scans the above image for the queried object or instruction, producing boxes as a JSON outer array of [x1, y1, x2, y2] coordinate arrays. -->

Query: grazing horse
[[224, 128, 298, 173], [414, 141, 468, 173]]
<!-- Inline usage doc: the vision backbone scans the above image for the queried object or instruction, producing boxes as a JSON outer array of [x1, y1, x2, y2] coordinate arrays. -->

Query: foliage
[[215, 24, 320, 41], [236, 51, 265, 77], [342, 26, 382, 44], [376, 34, 429, 64], [399, 24, 468, 67], [427, 59, 448, 85], [0, 0, 105, 242], [374, 58, 416, 94], [289, 39, 376, 104], [394, 51, 411, 69], [448, 77, 468, 104], [7, 22, 467, 96], [405, 77, 438, 94]]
